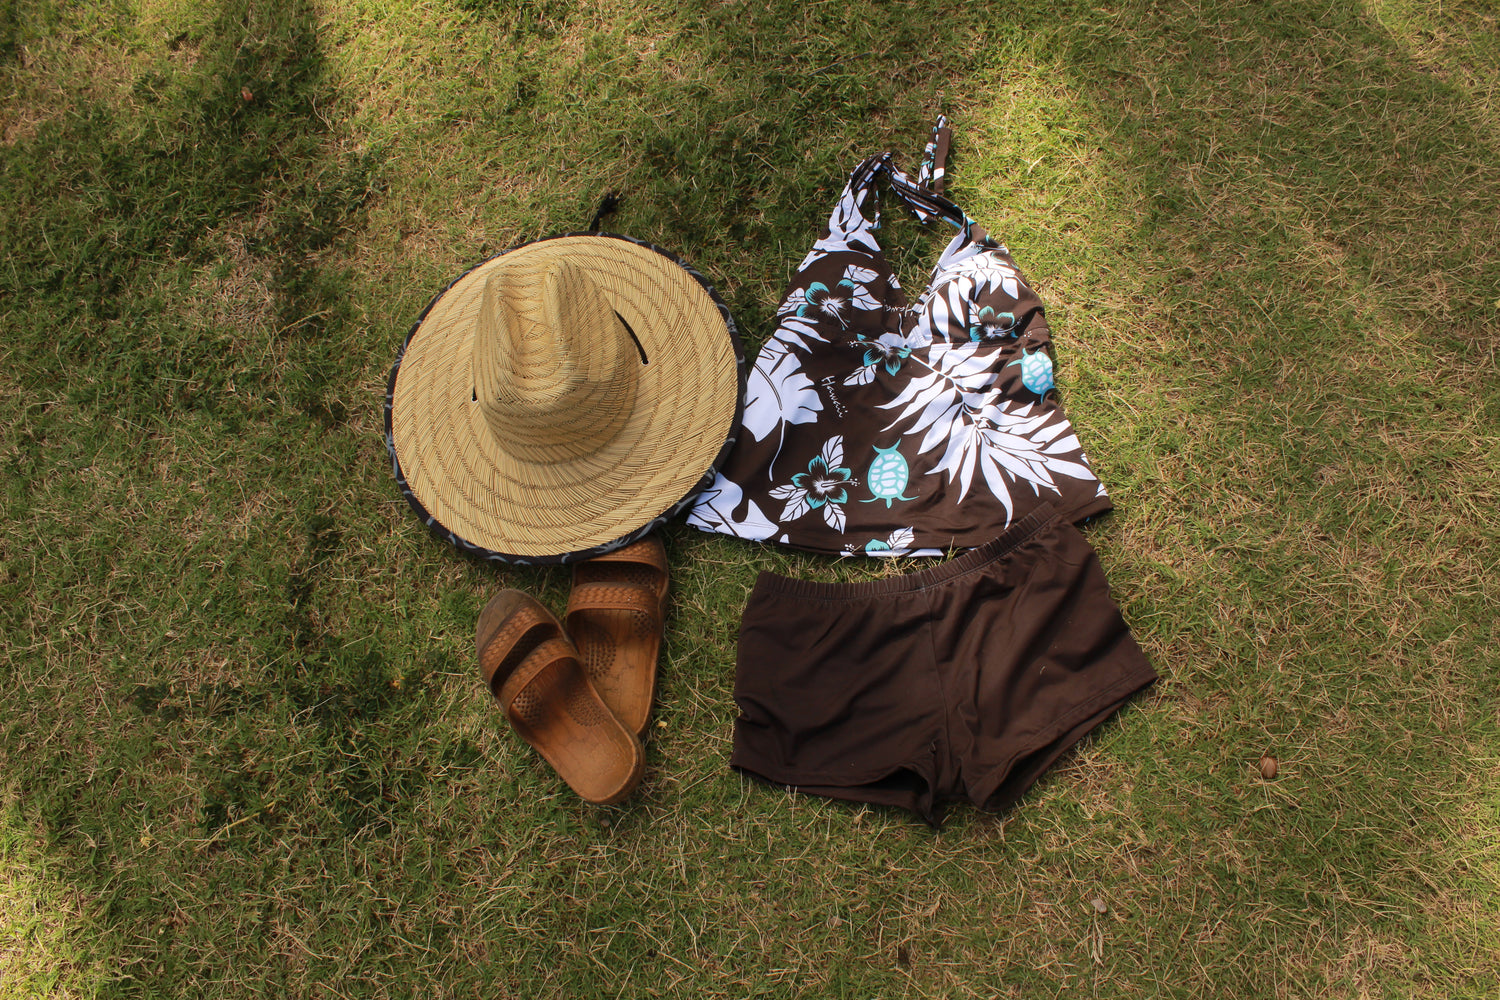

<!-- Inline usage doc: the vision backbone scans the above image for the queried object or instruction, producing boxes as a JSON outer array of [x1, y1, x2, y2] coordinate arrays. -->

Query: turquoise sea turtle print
[[1008, 347, 1054, 395], [862, 444, 917, 507]]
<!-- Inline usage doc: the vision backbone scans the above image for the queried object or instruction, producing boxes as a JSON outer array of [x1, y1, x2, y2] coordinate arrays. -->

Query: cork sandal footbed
[[477, 590, 643, 805]]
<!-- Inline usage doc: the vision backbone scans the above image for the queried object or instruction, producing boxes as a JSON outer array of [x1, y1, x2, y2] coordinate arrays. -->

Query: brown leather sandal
[[477, 590, 644, 805], [565, 535, 669, 736]]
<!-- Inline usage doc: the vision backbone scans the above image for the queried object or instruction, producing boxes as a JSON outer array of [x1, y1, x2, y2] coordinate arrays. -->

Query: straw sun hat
[[385, 233, 745, 564]]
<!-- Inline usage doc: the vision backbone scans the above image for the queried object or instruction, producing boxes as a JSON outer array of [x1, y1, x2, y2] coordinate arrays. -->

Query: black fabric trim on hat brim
[[384, 231, 748, 566]]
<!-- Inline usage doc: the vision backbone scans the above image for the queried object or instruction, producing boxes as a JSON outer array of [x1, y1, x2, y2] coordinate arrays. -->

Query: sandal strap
[[566, 580, 660, 619], [582, 538, 667, 573], [479, 605, 556, 691], [496, 635, 576, 708]]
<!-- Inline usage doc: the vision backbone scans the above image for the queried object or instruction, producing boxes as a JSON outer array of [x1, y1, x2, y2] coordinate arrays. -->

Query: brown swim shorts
[[731, 505, 1157, 825]]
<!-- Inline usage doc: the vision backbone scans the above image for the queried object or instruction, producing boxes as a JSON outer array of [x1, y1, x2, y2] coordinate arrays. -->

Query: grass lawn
[[2, 0, 1498, 996]]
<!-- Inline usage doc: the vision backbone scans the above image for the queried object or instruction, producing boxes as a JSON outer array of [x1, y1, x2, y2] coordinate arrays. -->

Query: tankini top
[[685, 120, 1109, 556]]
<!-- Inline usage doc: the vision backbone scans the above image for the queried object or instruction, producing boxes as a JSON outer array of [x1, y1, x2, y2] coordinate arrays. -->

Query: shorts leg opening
[[977, 681, 1153, 815]]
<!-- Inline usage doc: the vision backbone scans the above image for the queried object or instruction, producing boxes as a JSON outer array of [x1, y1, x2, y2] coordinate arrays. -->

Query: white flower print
[[969, 306, 1018, 341]]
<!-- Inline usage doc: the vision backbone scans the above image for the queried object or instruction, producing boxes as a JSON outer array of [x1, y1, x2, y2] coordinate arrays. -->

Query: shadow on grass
[[0, 0, 1496, 997], [0, 1, 1005, 995], [1, 0, 377, 428], [0, 1, 416, 993]]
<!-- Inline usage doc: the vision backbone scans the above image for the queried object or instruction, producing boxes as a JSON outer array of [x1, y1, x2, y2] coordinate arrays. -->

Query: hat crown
[[472, 261, 640, 463]]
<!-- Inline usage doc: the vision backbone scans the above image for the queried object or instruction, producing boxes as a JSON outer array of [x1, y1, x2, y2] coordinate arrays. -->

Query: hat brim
[[385, 233, 745, 564]]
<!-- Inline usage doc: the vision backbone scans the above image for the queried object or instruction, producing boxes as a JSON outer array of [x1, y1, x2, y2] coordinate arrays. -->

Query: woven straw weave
[[389, 234, 740, 561]]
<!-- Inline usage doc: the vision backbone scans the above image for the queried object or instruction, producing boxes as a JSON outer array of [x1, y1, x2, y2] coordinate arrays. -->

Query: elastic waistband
[[752, 503, 1059, 602]]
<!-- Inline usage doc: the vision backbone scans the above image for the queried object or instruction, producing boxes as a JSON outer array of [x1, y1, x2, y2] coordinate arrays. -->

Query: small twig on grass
[[188, 802, 278, 853]]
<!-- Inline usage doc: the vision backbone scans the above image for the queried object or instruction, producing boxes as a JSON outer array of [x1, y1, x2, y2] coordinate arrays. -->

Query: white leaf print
[[879, 343, 1098, 514], [1040, 457, 1097, 482], [828, 182, 875, 238], [934, 235, 980, 274], [684, 478, 777, 540], [1035, 424, 1072, 448], [822, 500, 846, 532], [808, 232, 879, 258], [844, 364, 877, 387], [916, 394, 965, 455], [843, 264, 878, 284], [926, 284, 952, 339], [768, 483, 802, 500], [849, 283, 882, 311], [990, 438, 1050, 483], [742, 338, 822, 443], [884, 341, 993, 448], [987, 402, 1057, 439], [804, 184, 880, 257], [801, 173, 880, 261], [774, 287, 804, 319], [946, 280, 970, 335], [777, 314, 826, 352], [888, 527, 915, 550], [978, 448, 1017, 523], [819, 434, 845, 472], [946, 251, 1024, 301], [779, 493, 810, 524]]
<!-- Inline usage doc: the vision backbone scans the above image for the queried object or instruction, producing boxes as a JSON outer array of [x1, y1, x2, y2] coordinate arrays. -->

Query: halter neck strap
[[835, 118, 994, 248]]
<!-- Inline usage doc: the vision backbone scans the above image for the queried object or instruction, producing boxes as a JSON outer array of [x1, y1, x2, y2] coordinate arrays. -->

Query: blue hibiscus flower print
[[969, 306, 1017, 341], [791, 452, 852, 508], [798, 279, 859, 325], [844, 331, 915, 386], [768, 436, 856, 531], [861, 331, 913, 375]]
